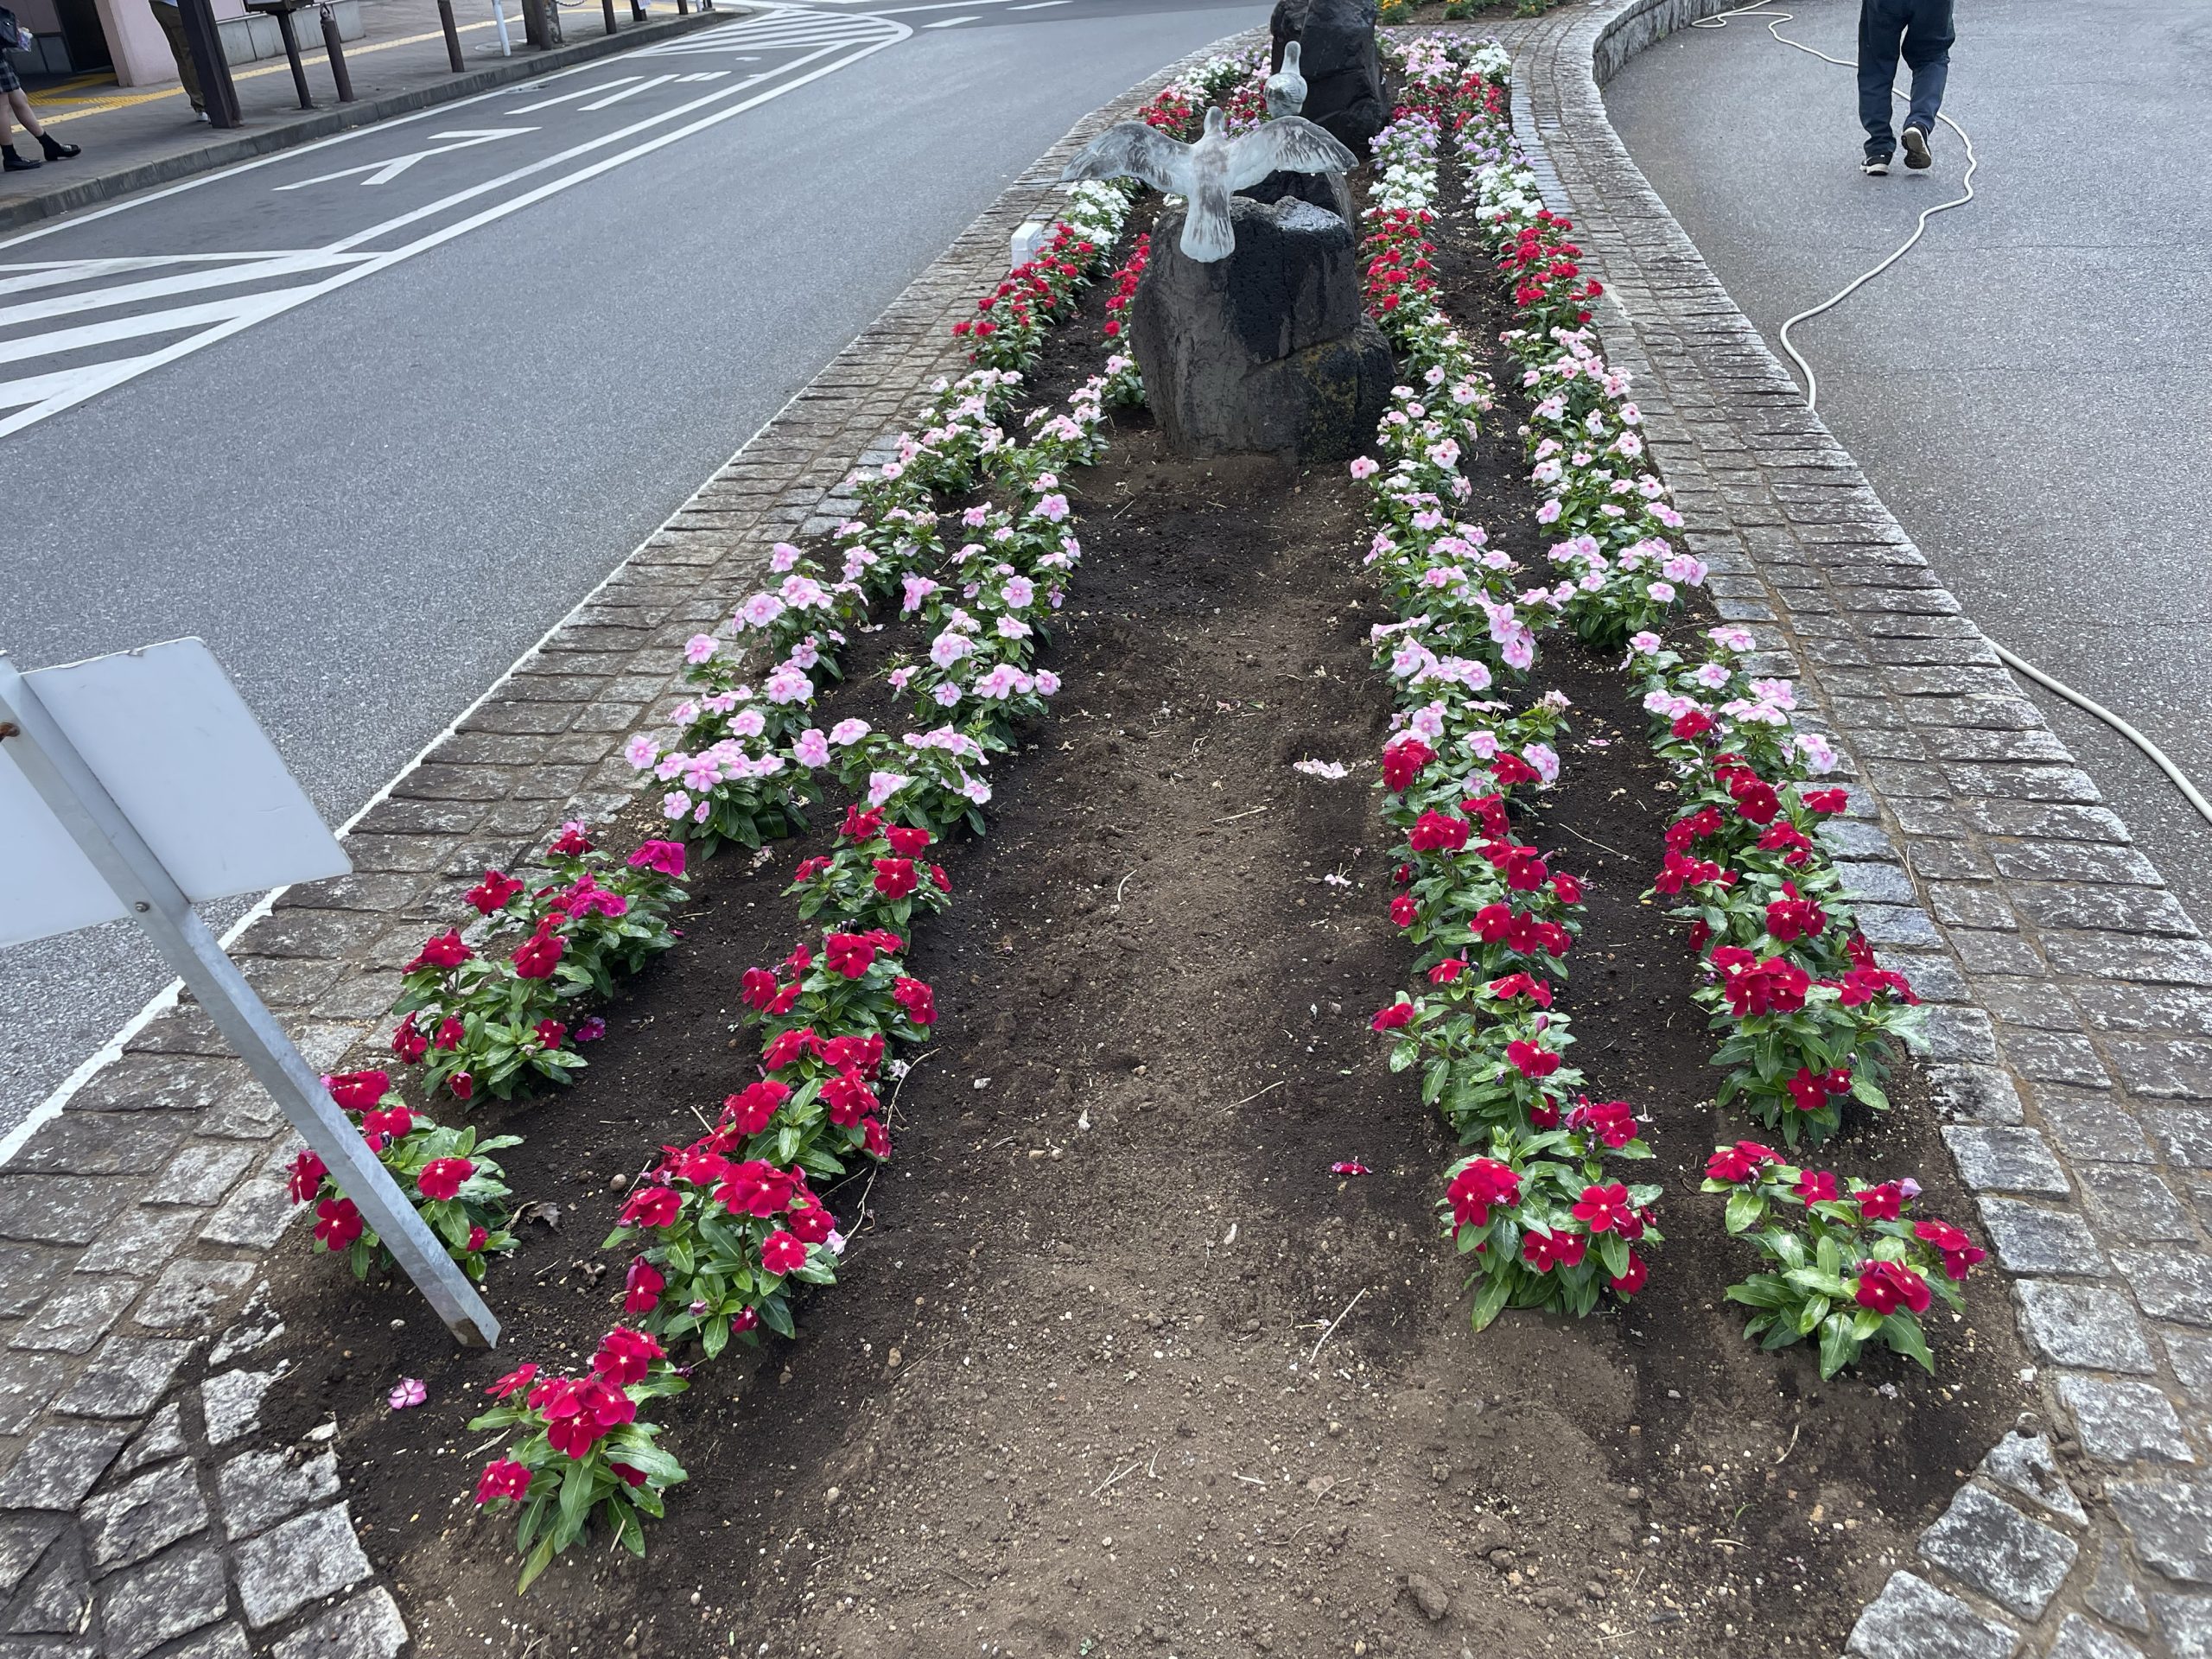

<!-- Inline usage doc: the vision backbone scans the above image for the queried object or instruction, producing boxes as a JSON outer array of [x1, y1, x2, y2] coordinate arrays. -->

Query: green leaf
[[1881, 1312, 1935, 1373], [1469, 1270, 1513, 1332], [1817, 1313, 1859, 1379], [516, 1534, 557, 1595], [1723, 1189, 1765, 1235]]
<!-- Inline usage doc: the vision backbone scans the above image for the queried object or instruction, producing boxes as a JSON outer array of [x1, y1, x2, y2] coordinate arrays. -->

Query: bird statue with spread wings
[[1264, 41, 1307, 118], [1060, 105, 1357, 264]]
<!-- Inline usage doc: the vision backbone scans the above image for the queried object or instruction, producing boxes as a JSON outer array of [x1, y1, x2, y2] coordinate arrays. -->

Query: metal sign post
[[0, 645, 498, 1348]]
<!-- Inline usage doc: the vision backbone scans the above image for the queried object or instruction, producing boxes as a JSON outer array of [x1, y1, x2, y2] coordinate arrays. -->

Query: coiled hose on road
[[1684, 0, 2212, 826]]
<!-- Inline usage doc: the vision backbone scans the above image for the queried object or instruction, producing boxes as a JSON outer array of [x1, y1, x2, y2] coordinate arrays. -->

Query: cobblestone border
[[0, 36, 1254, 1657], [1479, 4, 2211, 1656]]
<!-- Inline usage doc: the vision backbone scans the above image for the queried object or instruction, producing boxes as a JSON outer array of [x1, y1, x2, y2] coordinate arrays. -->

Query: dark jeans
[[1859, 0, 1953, 158]]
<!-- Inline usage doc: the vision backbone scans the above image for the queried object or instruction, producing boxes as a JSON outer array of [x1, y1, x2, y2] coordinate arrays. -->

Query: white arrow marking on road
[[273, 129, 538, 191]]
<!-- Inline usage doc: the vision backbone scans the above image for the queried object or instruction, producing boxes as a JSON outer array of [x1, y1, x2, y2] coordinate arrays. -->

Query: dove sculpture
[[1263, 41, 1307, 118], [1060, 105, 1357, 264]]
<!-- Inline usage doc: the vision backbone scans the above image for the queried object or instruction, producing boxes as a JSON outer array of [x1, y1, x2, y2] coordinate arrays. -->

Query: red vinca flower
[[404, 931, 474, 972], [1853, 1260, 1931, 1316], [1521, 1230, 1587, 1272], [760, 1230, 808, 1276], [327, 1071, 390, 1112], [466, 870, 524, 915], [623, 1257, 664, 1314], [475, 1459, 532, 1505], [416, 1157, 474, 1203]]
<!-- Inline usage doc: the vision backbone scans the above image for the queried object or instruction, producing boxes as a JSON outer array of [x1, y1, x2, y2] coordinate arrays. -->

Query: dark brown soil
[[221, 172, 2032, 1659]]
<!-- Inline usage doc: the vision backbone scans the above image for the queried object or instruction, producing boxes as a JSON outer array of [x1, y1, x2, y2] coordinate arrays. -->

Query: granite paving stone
[[1979, 1430, 2088, 1524], [2045, 1614, 2145, 1659], [1917, 1482, 2080, 1619], [2055, 1375, 2196, 1465], [233, 1504, 374, 1628], [0, 1426, 130, 1510], [2107, 1475, 2212, 1584], [2111, 1249, 2212, 1326], [217, 1450, 339, 1541], [80, 1460, 210, 1573], [1845, 1570, 2021, 1659], [96, 1539, 227, 1659], [52, 1338, 193, 1420], [269, 1587, 407, 1659]]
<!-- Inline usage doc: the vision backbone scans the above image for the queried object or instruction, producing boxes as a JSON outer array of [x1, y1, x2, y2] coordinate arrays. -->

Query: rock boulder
[[1129, 194, 1394, 462]]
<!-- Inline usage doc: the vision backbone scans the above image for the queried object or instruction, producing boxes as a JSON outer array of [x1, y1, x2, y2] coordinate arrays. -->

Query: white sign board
[[0, 639, 350, 948]]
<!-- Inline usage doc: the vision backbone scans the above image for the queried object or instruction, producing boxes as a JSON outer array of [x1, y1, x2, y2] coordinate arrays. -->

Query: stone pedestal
[[1129, 195, 1394, 463], [1270, 0, 1386, 158]]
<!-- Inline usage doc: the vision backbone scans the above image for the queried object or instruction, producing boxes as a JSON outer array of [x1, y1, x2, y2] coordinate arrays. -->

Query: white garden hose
[[1682, 0, 2212, 828]]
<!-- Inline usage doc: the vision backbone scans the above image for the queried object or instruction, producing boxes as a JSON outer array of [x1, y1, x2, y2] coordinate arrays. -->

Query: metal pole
[[318, 3, 354, 99], [435, 0, 464, 68], [601, 0, 615, 34], [176, 0, 242, 128], [273, 6, 313, 109], [488, 0, 512, 54], [0, 662, 499, 1350]]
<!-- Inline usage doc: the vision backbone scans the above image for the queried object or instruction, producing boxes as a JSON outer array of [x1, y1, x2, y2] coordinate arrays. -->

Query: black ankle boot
[[39, 132, 79, 160], [3, 145, 41, 172]]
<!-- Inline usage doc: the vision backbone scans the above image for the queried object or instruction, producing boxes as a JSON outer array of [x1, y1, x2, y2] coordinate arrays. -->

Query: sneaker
[[1862, 151, 1892, 176], [194, 108, 210, 124], [1901, 125, 1932, 168], [2, 149, 39, 171]]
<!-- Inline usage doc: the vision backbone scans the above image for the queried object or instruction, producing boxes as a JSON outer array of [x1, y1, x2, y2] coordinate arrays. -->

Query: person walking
[[146, 0, 210, 123], [1859, 0, 1953, 176], [0, 6, 82, 171]]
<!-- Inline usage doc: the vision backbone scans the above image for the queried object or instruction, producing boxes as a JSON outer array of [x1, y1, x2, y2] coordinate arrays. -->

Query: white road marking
[[0, 22, 909, 438], [672, 69, 734, 79], [0, 250, 374, 330], [273, 128, 538, 191], [0, 289, 302, 370], [922, 12, 979, 22], [1009, 2, 1071, 10], [507, 74, 641, 112], [579, 72, 681, 109]]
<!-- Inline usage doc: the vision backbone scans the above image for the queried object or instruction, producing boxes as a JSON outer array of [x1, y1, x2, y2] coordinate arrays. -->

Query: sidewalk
[[0, 0, 735, 232]]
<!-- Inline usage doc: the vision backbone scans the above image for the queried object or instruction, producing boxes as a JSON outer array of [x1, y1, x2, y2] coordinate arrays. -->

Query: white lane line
[[0, 253, 332, 299], [1009, 3, 1071, 10], [0, 24, 910, 437], [578, 71, 681, 109], [507, 74, 641, 113], [672, 69, 733, 79], [0, 250, 375, 330], [0, 289, 304, 370], [0, 347, 185, 410], [921, 13, 978, 22]]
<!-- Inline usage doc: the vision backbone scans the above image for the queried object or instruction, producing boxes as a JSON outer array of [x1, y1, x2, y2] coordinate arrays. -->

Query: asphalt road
[[0, 0, 1267, 1141], [1605, 0, 2212, 932]]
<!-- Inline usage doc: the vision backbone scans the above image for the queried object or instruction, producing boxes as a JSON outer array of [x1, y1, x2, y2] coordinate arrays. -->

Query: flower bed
[[227, 43, 2037, 1659]]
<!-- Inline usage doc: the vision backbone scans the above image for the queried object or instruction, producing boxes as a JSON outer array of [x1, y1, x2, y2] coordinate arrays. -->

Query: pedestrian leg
[[149, 2, 207, 113], [1856, 0, 1904, 160], [1900, 0, 1955, 137], [9, 88, 80, 157]]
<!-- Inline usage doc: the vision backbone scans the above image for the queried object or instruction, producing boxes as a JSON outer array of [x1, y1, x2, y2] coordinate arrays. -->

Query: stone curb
[[0, 31, 1255, 1656], [0, 6, 738, 236], [1476, 3, 2212, 1656]]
